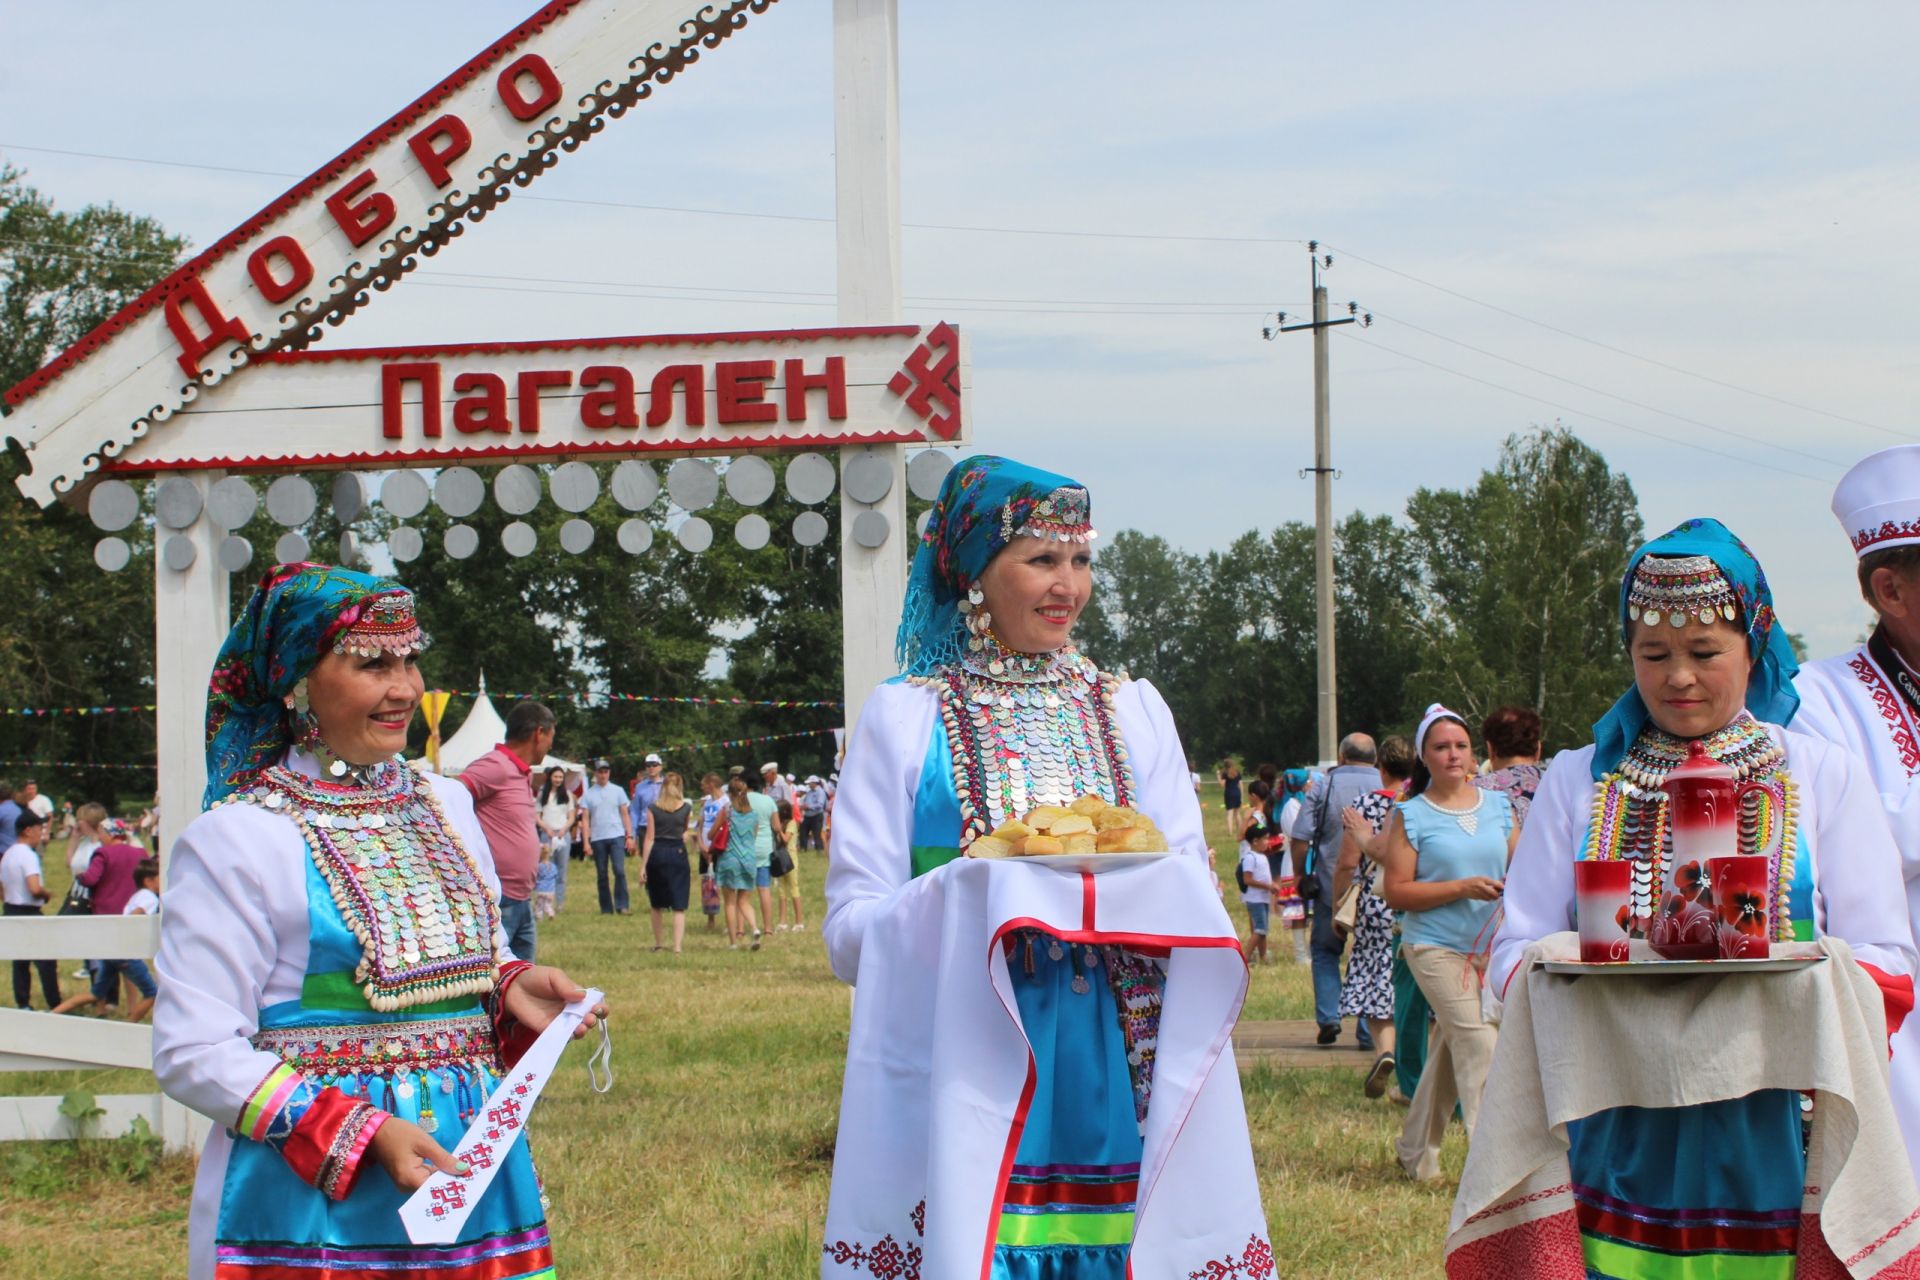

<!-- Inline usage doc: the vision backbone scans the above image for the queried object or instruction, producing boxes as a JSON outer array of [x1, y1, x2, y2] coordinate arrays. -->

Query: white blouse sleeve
[[1489, 746, 1593, 999], [822, 682, 938, 985], [1787, 728, 1918, 980], [152, 803, 314, 1128], [1113, 678, 1208, 862]]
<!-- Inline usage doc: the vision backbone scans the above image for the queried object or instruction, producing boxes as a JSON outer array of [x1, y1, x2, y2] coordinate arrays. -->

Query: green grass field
[[0, 791, 1463, 1277]]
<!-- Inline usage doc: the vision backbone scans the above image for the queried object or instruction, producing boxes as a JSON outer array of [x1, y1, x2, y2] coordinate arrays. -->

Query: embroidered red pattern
[[1845, 1201, 1920, 1268], [1459, 1181, 1574, 1228], [824, 1200, 925, 1279], [1187, 1234, 1275, 1280], [1849, 653, 1920, 776], [1854, 519, 1920, 554], [1444, 1211, 1587, 1280]]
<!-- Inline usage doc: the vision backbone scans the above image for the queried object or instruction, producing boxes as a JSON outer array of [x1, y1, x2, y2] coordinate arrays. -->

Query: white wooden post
[[154, 472, 230, 864], [834, 0, 908, 735]]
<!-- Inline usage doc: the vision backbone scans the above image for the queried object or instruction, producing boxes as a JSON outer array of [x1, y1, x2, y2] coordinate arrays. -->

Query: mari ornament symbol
[[887, 322, 963, 440]]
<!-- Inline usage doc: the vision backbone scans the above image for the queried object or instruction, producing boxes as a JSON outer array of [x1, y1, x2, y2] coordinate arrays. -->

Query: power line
[[0, 142, 1307, 246], [1329, 243, 1909, 439], [1367, 309, 1862, 468], [1349, 331, 1829, 485]]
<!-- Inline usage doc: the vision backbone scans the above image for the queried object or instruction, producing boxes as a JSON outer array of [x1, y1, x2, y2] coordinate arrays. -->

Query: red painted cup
[[1708, 855, 1771, 960], [1574, 860, 1633, 963]]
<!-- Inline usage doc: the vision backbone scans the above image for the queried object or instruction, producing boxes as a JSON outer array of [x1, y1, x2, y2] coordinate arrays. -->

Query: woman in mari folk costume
[[1484, 520, 1915, 1275], [822, 457, 1268, 1280], [153, 564, 606, 1280]]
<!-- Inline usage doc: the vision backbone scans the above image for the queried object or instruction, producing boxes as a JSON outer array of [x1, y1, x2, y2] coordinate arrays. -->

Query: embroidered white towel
[[399, 987, 604, 1245]]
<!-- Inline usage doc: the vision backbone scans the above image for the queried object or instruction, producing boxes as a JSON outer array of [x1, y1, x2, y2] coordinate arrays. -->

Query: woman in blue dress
[[153, 563, 607, 1280]]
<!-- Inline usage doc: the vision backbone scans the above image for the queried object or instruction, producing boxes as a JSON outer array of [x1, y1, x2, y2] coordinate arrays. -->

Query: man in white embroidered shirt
[[1793, 442, 1920, 1182]]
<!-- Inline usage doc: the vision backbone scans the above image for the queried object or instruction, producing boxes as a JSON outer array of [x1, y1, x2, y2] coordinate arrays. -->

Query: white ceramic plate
[[1541, 954, 1825, 976], [997, 851, 1175, 872]]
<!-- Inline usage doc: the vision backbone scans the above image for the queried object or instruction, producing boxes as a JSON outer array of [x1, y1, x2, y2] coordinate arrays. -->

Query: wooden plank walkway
[[1232, 1020, 1380, 1069]]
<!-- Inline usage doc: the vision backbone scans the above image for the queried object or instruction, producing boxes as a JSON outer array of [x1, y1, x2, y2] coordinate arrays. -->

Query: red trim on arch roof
[[3, 0, 587, 409], [246, 325, 926, 365]]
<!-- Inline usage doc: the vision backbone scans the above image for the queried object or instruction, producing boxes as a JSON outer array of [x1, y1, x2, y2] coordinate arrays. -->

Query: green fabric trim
[[911, 844, 962, 878], [995, 1211, 1135, 1248], [1582, 1233, 1794, 1280], [300, 970, 480, 1016]]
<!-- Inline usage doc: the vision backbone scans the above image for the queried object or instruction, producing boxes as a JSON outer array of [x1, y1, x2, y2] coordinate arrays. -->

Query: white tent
[[436, 680, 507, 776]]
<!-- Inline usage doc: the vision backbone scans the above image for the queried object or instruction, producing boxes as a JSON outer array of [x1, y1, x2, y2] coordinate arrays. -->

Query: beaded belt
[[250, 1013, 499, 1080]]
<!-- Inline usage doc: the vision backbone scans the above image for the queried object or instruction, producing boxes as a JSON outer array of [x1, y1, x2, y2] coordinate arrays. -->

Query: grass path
[[0, 789, 1462, 1277]]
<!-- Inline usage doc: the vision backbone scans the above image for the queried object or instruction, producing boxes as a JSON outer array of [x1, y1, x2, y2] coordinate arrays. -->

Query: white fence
[[0, 914, 209, 1151]]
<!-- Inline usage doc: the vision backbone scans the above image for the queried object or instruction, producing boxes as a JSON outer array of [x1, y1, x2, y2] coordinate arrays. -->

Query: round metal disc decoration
[[617, 519, 654, 555], [792, 510, 830, 547], [550, 461, 600, 513], [88, 479, 140, 532], [266, 476, 318, 527], [676, 516, 714, 552], [843, 452, 895, 505], [162, 534, 198, 571], [434, 467, 485, 518], [381, 470, 431, 520], [502, 521, 538, 557], [907, 450, 955, 502], [155, 477, 204, 530], [389, 527, 424, 563], [559, 518, 595, 554], [851, 509, 891, 549], [275, 531, 310, 563], [734, 513, 771, 550], [337, 530, 362, 567], [332, 473, 366, 523], [444, 525, 480, 560], [207, 476, 259, 530], [494, 464, 542, 516], [93, 537, 131, 572], [667, 459, 719, 511], [785, 452, 836, 505], [611, 460, 659, 511], [217, 535, 254, 573], [916, 508, 934, 540], [725, 456, 776, 507]]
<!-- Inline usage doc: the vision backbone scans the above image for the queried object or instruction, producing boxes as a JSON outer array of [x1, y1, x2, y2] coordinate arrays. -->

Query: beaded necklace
[[228, 757, 501, 1010], [914, 639, 1136, 848], [1583, 714, 1800, 941]]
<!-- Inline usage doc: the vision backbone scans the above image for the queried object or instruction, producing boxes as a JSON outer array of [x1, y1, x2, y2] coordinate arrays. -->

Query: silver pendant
[[1048, 940, 1064, 961], [1071, 974, 1091, 995]]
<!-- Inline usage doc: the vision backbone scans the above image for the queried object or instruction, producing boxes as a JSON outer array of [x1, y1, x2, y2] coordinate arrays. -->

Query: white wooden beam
[[834, 0, 909, 737], [0, 913, 158, 961], [0, 1009, 154, 1071], [0, 1093, 209, 1153], [154, 472, 229, 867]]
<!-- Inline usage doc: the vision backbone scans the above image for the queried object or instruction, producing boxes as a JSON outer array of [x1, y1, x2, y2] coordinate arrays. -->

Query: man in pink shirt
[[79, 820, 149, 917], [459, 701, 553, 963]]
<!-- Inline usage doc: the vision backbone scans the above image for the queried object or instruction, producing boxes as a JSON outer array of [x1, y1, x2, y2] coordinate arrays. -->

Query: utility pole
[[1264, 242, 1370, 764]]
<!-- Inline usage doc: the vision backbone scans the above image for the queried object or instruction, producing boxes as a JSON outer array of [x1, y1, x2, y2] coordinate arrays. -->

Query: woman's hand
[[502, 965, 610, 1040], [1340, 807, 1369, 836], [368, 1115, 468, 1192], [1455, 876, 1504, 902]]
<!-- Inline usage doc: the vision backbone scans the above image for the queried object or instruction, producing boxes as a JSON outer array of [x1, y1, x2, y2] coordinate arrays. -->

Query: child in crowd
[[1237, 826, 1274, 964], [771, 799, 805, 932], [533, 848, 559, 920], [698, 773, 725, 931]]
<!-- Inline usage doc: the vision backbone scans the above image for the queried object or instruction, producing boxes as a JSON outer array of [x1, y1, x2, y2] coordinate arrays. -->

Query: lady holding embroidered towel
[[151, 563, 607, 1280], [1380, 705, 1516, 1181]]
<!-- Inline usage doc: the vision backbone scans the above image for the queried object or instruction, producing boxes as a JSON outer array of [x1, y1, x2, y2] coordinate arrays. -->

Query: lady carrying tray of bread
[[822, 456, 1268, 1280]]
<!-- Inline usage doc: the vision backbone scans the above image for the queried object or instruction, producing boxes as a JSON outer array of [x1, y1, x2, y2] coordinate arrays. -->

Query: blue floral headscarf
[[896, 455, 1094, 676], [1590, 518, 1799, 778], [204, 563, 424, 807]]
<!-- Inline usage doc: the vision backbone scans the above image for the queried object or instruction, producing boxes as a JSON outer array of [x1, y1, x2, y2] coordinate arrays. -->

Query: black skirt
[[645, 840, 691, 911]]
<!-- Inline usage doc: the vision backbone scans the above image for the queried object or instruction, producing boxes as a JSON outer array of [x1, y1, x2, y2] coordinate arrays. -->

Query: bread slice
[[1047, 813, 1094, 836], [1060, 832, 1097, 855], [1096, 826, 1165, 853], [1021, 835, 1065, 856], [969, 835, 1015, 859], [1069, 795, 1108, 818], [1023, 806, 1072, 831]]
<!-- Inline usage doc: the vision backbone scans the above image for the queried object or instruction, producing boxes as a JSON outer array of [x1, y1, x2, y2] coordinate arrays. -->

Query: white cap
[[805, 774, 822, 785], [762, 761, 778, 772], [645, 753, 662, 764], [1835, 445, 1920, 558]]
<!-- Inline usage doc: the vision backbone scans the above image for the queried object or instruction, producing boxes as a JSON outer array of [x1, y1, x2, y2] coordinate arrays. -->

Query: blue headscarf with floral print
[[204, 563, 423, 808], [895, 455, 1094, 676], [1590, 518, 1799, 778]]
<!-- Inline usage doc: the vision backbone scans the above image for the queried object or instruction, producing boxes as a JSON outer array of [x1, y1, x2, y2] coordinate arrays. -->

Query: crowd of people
[[1, 777, 166, 1019]]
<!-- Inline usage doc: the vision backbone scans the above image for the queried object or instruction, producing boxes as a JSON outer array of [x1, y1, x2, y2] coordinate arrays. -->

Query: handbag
[[1331, 876, 1361, 937], [709, 811, 731, 854], [770, 843, 795, 878]]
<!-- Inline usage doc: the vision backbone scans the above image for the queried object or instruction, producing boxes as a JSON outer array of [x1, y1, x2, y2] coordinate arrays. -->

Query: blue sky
[[3, 1, 1916, 667]]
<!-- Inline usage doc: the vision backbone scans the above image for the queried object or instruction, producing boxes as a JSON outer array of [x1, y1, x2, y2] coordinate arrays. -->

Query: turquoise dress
[[208, 765, 553, 1280], [905, 650, 1163, 1280], [1568, 751, 1816, 1280]]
